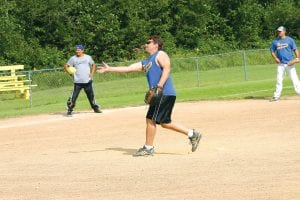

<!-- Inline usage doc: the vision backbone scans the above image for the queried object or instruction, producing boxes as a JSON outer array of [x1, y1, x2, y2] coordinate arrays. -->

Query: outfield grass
[[0, 64, 298, 118]]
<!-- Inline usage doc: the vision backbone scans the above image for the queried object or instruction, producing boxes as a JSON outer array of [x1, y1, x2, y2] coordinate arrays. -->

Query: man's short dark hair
[[149, 35, 163, 50]]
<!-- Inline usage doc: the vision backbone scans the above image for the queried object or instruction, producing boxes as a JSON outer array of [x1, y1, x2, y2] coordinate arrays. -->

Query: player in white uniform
[[270, 26, 300, 101]]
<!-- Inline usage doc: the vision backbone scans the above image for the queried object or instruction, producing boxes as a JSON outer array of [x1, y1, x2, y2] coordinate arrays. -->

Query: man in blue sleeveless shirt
[[270, 26, 300, 101], [98, 36, 202, 156]]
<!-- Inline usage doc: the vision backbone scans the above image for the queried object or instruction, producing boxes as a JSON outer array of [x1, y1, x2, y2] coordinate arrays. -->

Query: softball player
[[98, 35, 202, 156], [270, 26, 300, 101], [64, 44, 101, 116]]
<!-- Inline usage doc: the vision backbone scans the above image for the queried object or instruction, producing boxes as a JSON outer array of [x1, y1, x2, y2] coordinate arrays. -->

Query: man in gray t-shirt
[[64, 44, 101, 116]]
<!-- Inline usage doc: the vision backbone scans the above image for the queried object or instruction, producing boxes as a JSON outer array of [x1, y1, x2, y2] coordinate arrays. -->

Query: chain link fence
[[1, 49, 276, 110]]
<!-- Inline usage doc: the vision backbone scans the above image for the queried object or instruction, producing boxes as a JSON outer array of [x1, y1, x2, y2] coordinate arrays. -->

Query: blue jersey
[[270, 36, 297, 64], [141, 51, 176, 96]]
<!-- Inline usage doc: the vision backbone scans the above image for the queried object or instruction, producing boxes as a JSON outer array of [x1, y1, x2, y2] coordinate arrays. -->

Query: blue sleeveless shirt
[[141, 51, 176, 96]]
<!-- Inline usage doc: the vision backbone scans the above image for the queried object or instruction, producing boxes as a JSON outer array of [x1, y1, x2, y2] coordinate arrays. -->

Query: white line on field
[[221, 86, 293, 97]]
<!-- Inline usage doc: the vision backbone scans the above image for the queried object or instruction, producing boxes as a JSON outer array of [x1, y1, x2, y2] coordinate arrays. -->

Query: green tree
[[169, 0, 212, 49], [213, 0, 265, 48], [0, 1, 29, 65], [234, 1, 264, 48], [1, 0, 299, 68], [262, 0, 300, 39]]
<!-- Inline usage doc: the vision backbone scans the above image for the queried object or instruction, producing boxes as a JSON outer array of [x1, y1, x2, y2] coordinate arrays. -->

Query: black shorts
[[146, 96, 176, 124]]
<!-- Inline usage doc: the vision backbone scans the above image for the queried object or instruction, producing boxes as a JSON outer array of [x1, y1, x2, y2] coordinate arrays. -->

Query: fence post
[[196, 58, 200, 87], [28, 70, 33, 108], [243, 50, 248, 81]]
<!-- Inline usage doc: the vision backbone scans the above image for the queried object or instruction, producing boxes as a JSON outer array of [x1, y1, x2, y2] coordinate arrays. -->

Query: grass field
[[0, 64, 298, 118]]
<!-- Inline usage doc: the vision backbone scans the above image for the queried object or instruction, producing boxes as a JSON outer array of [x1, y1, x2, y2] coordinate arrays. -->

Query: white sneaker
[[270, 97, 280, 102], [189, 130, 202, 152]]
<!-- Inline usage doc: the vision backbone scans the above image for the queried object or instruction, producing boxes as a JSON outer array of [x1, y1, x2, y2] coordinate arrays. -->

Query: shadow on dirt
[[244, 96, 268, 100], [106, 147, 185, 156]]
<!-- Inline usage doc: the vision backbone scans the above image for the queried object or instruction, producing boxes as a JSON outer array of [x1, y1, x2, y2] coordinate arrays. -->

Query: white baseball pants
[[273, 64, 300, 98]]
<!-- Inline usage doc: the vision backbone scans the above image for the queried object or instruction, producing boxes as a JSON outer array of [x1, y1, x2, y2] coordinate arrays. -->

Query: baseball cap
[[277, 26, 286, 32], [75, 44, 84, 50]]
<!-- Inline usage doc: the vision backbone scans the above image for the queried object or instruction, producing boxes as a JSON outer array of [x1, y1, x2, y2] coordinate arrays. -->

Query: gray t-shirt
[[67, 54, 94, 83]]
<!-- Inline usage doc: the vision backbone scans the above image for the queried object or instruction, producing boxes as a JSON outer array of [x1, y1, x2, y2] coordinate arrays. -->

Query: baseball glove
[[144, 86, 163, 106], [288, 57, 300, 66]]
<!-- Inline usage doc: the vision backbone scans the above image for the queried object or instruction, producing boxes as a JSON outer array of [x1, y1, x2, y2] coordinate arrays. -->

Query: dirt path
[[0, 99, 299, 200]]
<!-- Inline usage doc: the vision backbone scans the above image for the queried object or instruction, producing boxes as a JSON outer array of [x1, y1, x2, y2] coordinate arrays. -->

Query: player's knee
[[161, 123, 171, 129]]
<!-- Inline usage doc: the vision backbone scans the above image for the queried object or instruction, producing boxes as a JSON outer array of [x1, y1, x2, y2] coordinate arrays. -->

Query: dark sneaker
[[270, 97, 279, 102], [94, 108, 102, 113], [189, 130, 202, 152], [67, 110, 72, 116], [133, 146, 154, 157]]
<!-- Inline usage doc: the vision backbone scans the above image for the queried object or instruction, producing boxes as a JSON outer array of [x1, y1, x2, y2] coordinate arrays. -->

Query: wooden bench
[[0, 75, 26, 81], [0, 65, 37, 100]]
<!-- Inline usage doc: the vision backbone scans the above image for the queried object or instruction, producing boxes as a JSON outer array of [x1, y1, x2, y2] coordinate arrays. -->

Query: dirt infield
[[0, 99, 299, 200]]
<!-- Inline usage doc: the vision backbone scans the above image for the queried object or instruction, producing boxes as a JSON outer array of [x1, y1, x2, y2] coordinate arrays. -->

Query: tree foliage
[[0, 0, 299, 69]]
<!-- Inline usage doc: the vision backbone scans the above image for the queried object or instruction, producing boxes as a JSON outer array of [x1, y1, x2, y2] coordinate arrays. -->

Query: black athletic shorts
[[146, 96, 176, 124]]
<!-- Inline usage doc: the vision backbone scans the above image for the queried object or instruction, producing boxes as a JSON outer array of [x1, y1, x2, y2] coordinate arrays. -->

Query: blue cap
[[75, 44, 84, 50]]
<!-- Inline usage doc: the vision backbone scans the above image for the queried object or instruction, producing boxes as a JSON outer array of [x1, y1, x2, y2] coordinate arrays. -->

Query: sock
[[188, 129, 194, 138], [144, 144, 153, 150]]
